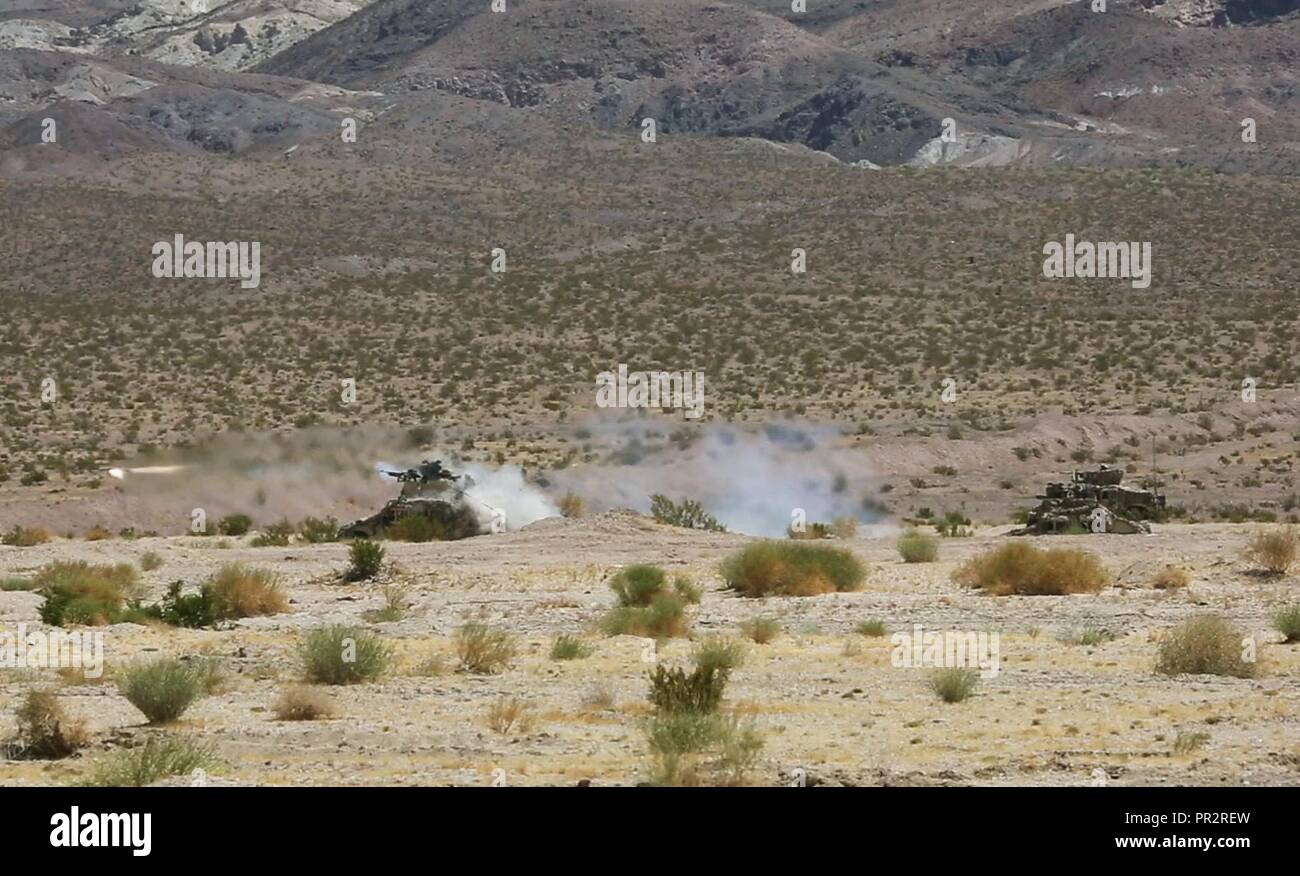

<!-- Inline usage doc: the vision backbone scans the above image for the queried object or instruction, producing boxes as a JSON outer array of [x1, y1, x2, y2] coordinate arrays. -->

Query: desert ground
[[1, 515, 1297, 786]]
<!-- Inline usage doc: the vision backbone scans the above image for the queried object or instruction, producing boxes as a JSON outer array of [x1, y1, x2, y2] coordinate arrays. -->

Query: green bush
[[1274, 604, 1300, 643], [649, 494, 726, 531], [609, 564, 668, 606], [929, 667, 979, 703], [897, 529, 938, 563], [454, 622, 517, 674], [855, 619, 887, 637], [739, 616, 781, 644], [298, 516, 340, 543], [692, 637, 746, 675], [250, 519, 294, 547], [601, 593, 689, 639], [549, 634, 594, 660], [346, 539, 385, 582], [216, 514, 253, 536], [81, 735, 220, 787], [35, 561, 140, 626], [720, 541, 866, 597], [1156, 615, 1256, 678], [644, 712, 763, 787], [647, 664, 727, 715], [300, 625, 393, 684], [118, 658, 205, 723]]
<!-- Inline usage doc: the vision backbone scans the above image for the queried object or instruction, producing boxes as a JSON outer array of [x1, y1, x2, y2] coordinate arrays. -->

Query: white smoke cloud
[[546, 419, 884, 537], [460, 462, 559, 531]]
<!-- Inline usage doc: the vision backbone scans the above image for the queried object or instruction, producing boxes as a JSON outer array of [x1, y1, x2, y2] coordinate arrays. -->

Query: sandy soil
[[1, 513, 1297, 786]]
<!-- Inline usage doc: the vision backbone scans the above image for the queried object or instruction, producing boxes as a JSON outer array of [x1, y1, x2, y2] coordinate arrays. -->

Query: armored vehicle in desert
[[339, 460, 497, 539], [1012, 465, 1165, 535]]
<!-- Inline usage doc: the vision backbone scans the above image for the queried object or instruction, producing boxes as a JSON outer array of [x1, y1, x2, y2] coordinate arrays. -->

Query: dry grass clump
[[454, 622, 517, 674], [953, 542, 1108, 596], [485, 697, 534, 734], [558, 491, 585, 518], [1244, 527, 1298, 575], [272, 685, 336, 721], [139, 551, 164, 572], [1155, 614, 1256, 678], [207, 563, 287, 617], [1151, 566, 1190, 589], [601, 594, 690, 639], [80, 735, 220, 787], [3, 525, 51, 546], [720, 541, 867, 597], [9, 688, 89, 758], [83, 525, 112, 541], [739, 616, 781, 644]]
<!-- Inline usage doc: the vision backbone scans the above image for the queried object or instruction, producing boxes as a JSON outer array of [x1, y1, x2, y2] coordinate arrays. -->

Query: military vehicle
[[339, 460, 499, 539], [1012, 465, 1166, 535]]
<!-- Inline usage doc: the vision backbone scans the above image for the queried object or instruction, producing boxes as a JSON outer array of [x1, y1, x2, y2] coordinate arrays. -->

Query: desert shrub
[[740, 616, 781, 644], [897, 529, 938, 563], [649, 494, 726, 531], [272, 685, 336, 721], [673, 575, 703, 604], [486, 697, 533, 734], [929, 667, 979, 703], [855, 619, 888, 637], [608, 564, 668, 606], [601, 593, 689, 639], [1155, 615, 1256, 678], [141, 581, 220, 628], [301, 625, 393, 684], [207, 564, 287, 618], [1151, 566, 1190, 589], [139, 551, 164, 572], [1274, 605, 1300, 643], [831, 517, 859, 539], [953, 543, 1108, 595], [1244, 527, 1298, 575], [0, 576, 36, 591], [118, 658, 205, 723], [10, 689, 88, 758], [298, 516, 339, 543], [647, 664, 728, 715], [934, 511, 972, 538], [345, 539, 384, 582], [250, 520, 294, 547], [549, 634, 594, 660], [216, 514, 253, 536], [83, 525, 112, 541], [720, 541, 867, 597], [1173, 731, 1211, 755], [364, 584, 408, 623], [643, 712, 763, 787], [454, 622, 517, 674], [1058, 626, 1115, 646], [35, 561, 140, 626], [558, 491, 584, 518], [2, 525, 51, 546], [81, 735, 219, 787], [692, 637, 746, 675]]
